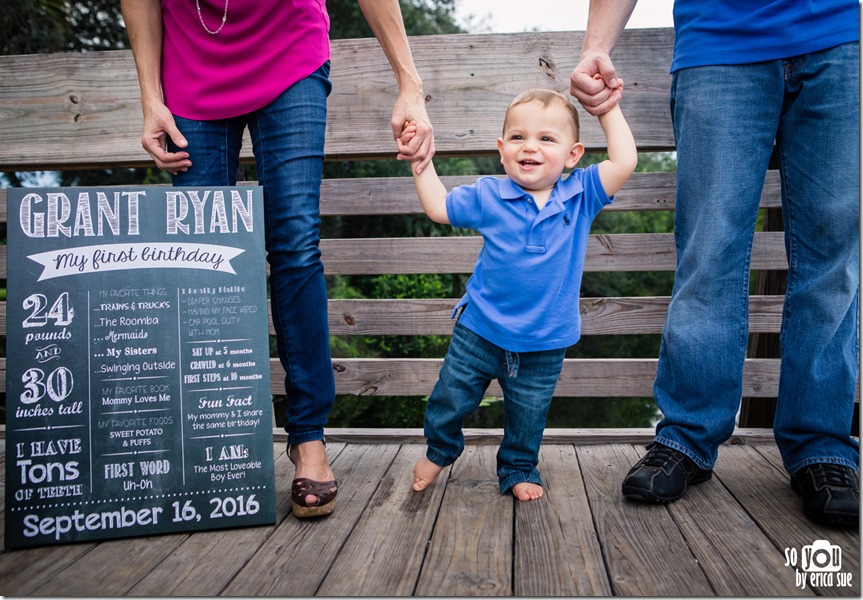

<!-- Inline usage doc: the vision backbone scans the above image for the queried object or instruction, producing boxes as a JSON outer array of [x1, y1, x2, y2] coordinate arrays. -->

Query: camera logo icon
[[802, 540, 842, 573]]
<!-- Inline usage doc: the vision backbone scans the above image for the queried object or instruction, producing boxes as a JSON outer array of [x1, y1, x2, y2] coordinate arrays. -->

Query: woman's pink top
[[161, 0, 330, 120]]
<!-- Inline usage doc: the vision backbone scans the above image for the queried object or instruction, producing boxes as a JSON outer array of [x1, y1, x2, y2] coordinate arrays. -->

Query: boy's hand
[[391, 92, 435, 174], [399, 120, 418, 148], [605, 74, 624, 97]]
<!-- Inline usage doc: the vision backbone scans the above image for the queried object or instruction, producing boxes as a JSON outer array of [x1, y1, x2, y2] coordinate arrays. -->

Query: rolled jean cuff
[[654, 436, 713, 471], [426, 447, 456, 469], [787, 456, 860, 476], [499, 470, 542, 495], [287, 429, 325, 447]]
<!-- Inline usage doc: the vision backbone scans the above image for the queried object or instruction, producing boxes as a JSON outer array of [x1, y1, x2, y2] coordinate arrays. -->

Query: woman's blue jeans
[[424, 322, 566, 493], [654, 43, 860, 474], [170, 63, 334, 446]]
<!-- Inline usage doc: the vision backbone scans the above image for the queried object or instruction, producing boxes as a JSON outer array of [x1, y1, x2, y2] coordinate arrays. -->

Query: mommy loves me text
[[18, 189, 255, 238]]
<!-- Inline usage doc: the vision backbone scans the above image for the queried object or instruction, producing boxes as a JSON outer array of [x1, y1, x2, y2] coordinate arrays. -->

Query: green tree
[[2, 0, 127, 55]]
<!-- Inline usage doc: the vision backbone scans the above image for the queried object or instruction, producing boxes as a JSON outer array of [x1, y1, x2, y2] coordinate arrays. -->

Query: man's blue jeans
[[171, 63, 334, 446], [654, 43, 860, 474], [424, 322, 566, 493]]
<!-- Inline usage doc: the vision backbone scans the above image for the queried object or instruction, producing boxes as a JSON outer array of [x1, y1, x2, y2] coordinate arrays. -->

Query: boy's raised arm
[[412, 161, 450, 224], [597, 104, 638, 197], [401, 122, 449, 224]]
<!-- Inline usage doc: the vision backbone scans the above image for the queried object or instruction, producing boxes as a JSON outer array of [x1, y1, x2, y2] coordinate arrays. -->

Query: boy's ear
[[497, 137, 504, 161], [566, 142, 586, 168]]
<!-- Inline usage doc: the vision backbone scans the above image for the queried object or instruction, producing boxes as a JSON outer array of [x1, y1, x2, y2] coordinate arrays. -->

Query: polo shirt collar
[[499, 171, 586, 204]]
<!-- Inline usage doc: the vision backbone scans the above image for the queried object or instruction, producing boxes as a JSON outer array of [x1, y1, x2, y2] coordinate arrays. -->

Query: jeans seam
[[777, 143, 795, 350]]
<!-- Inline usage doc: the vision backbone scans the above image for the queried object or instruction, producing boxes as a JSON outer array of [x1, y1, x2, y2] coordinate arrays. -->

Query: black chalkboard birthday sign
[[5, 186, 276, 549]]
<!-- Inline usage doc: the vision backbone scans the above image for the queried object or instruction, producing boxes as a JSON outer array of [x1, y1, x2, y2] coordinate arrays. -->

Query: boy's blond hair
[[503, 88, 581, 141]]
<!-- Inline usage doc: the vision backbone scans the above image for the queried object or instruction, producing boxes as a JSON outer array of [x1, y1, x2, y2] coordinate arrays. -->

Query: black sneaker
[[791, 463, 859, 528], [622, 442, 713, 503]]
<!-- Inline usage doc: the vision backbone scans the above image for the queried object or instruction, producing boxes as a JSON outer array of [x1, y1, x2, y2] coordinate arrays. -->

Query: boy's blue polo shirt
[[446, 163, 612, 353]]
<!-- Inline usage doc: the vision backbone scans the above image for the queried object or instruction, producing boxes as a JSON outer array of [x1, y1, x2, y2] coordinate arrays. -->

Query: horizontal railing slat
[[319, 231, 788, 275], [330, 357, 782, 397], [326, 295, 784, 336], [0, 232, 788, 280], [0, 29, 676, 170], [0, 170, 781, 221], [0, 232, 788, 279], [0, 295, 785, 339], [316, 171, 781, 215], [0, 357, 779, 397]]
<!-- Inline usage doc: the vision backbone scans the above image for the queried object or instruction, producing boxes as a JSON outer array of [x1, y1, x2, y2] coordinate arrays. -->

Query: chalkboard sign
[[5, 186, 277, 549]]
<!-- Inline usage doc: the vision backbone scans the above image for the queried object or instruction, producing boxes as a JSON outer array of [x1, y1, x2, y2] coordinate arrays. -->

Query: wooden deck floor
[[1, 434, 859, 597]]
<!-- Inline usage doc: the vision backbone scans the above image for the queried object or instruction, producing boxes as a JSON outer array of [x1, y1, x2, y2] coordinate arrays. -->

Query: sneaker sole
[[622, 488, 682, 503]]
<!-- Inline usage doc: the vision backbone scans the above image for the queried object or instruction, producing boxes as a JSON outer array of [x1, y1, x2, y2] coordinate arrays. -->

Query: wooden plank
[[576, 444, 715, 596], [663, 446, 812, 596], [31, 533, 188, 596], [316, 445, 448, 596], [414, 445, 512, 596], [221, 443, 399, 596], [0, 170, 781, 220], [0, 356, 782, 397], [715, 446, 860, 597], [125, 443, 320, 596], [0, 29, 675, 170], [514, 444, 612, 596], [323, 29, 675, 157], [318, 231, 788, 275], [323, 427, 777, 446], [0, 543, 99, 595], [0, 231, 788, 280], [0, 292, 785, 339], [327, 295, 784, 336], [328, 357, 782, 398], [316, 170, 781, 215]]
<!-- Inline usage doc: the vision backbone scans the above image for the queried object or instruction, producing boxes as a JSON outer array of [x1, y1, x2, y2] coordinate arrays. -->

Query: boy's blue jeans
[[424, 322, 566, 493], [655, 43, 860, 474], [170, 63, 334, 447]]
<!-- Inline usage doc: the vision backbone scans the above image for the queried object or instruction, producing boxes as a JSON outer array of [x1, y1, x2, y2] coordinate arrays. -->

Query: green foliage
[[2, 0, 127, 55], [327, 0, 461, 38], [367, 274, 451, 357], [328, 394, 428, 428]]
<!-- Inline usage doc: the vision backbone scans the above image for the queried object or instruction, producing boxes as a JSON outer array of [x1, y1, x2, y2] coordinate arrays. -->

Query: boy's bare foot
[[512, 482, 543, 502], [412, 457, 444, 492]]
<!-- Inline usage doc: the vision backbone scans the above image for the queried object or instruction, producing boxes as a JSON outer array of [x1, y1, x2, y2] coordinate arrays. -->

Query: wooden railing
[[0, 29, 791, 418]]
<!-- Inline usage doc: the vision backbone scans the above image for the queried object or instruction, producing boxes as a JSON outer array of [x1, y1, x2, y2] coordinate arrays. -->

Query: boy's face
[[497, 99, 585, 194]]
